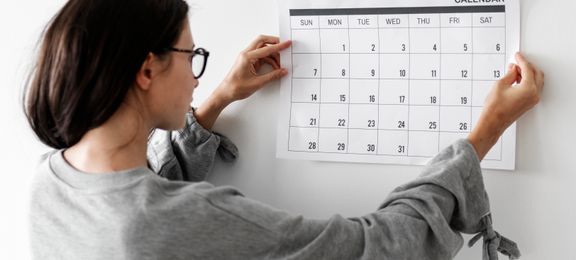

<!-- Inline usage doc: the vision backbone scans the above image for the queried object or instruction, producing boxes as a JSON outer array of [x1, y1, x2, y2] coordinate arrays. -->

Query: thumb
[[256, 68, 288, 86], [498, 63, 519, 87]]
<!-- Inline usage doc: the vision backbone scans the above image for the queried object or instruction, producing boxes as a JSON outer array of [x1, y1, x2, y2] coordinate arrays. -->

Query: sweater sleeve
[[195, 139, 519, 260], [146, 108, 239, 182]]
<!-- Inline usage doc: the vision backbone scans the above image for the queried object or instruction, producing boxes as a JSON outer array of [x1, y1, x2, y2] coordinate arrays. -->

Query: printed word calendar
[[277, 0, 519, 170]]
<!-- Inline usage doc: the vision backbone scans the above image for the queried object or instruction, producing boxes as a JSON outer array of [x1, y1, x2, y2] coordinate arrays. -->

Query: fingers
[[515, 52, 535, 82], [245, 35, 280, 52], [516, 52, 545, 91], [535, 68, 545, 91], [514, 64, 522, 84], [255, 68, 288, 86], [247, 40, 292, 60], [261, 57, 280, 69], [498, 63, 520, 86], [271, 52, 280, 67]]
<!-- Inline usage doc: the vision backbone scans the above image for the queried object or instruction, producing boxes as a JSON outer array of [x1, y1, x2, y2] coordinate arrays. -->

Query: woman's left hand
[[215, 35, 292, 105]]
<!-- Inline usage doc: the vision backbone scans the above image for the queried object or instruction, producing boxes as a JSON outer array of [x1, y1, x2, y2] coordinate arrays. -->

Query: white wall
[[1, 1, 67, 259], [1, 0, 574, 259]]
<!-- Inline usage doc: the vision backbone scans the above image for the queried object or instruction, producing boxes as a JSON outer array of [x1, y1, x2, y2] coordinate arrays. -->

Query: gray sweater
[[29, 111, 520, 260]]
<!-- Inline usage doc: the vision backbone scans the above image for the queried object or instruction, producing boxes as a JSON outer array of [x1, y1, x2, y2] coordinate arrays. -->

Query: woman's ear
[[135, 53, 158, 91]]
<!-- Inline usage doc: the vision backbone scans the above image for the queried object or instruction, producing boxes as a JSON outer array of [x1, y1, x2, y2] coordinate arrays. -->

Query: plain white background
[[1, 0, 574, 259]]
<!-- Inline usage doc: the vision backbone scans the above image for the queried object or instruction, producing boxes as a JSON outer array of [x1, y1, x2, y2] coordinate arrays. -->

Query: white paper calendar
[[276, 0, 520, 170]]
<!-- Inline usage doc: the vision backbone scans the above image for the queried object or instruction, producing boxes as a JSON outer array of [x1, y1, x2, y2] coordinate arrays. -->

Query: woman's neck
[[63, 103, 152, 174]]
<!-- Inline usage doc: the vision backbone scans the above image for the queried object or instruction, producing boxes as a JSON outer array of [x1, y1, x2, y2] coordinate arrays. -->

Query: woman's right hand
[[468, 52, 545, 160], [215, 35, 291, 105], [195, 35, 291, 130]]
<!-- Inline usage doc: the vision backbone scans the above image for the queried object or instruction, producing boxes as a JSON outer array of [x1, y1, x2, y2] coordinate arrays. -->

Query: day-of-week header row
[[291, 13, 505, 29]]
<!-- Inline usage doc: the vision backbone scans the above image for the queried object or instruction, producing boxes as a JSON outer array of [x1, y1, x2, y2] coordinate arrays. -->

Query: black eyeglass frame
[[165, 47, 210, 79]]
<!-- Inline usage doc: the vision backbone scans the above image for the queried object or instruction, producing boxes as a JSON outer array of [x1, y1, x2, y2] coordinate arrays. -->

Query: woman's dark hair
[[24, 0, 189, 149]]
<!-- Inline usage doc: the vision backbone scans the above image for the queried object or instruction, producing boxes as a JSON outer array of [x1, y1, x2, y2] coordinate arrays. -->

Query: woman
[[26, 0, 544, 259]]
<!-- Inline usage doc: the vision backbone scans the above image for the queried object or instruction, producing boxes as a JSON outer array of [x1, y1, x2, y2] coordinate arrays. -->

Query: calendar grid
[[291, 26, 505, 30], [470, 12, 474, 147], [406, 12, 411, 156], [438, 13, 442, 154], [346, 15, 351, 153], [287, 6, 507, 160], [288, 29, 294, 151], [290, 102, 493, 108], [291, 77, 504, 79], [376, 15, 381, 155], [317, 20, 322, 152]]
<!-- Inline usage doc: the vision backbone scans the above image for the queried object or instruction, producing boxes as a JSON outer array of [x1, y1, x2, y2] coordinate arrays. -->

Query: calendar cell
[[409, 106, 440, 132], [410, 28, 441, 53], [320, 29, 350, 53], [471, 105, 505, 161], [378, 130, 408, 156], [319, 16, 349, 29], [409, 14, 440, 28], [410, 54, 440, 79], [441, 28, 472, 54], [291, 16, 320, 29], [378, 14, 409, 28], [473, 13, 505, 27], [471, 106, 483, 130], [409, 80, 440, 105], [378, 105, 409, 130], [379, 80, 409, 105], [472, 80, 495, 107], [440, 13, 472, 27], [472, 107, 503, 161], [440, 106, 471, 132], [319, 104, 349, 128], [379, 28, 410, 53], [322, 54, 350, 78], [441, 54, 473, 80], [318, 128, 349, 153], [350, 79, 379, 104], [348, 104, 378, 129], [408, 131, 439, 157], [290, 103, 320, 127], [292, 54, 321, 78], [349, 15, 378, 29], [348, 129, 378, 154], [439, 132, 468, 152], [292, 29, 321, 53], [320, 79, 349, 103], [440, 80, 472, 106], [380, 54, 409, 79], [473, 27, 505, 53], [350, 54, 379, 78], [473, 54, 505, 80], [349, 29, 379, 53], [289, 127, 319, 152], [292, 78, 321, 103]]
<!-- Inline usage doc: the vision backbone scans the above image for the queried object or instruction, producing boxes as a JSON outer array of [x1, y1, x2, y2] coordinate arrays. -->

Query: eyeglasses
[[165, 47, 210, 79]]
